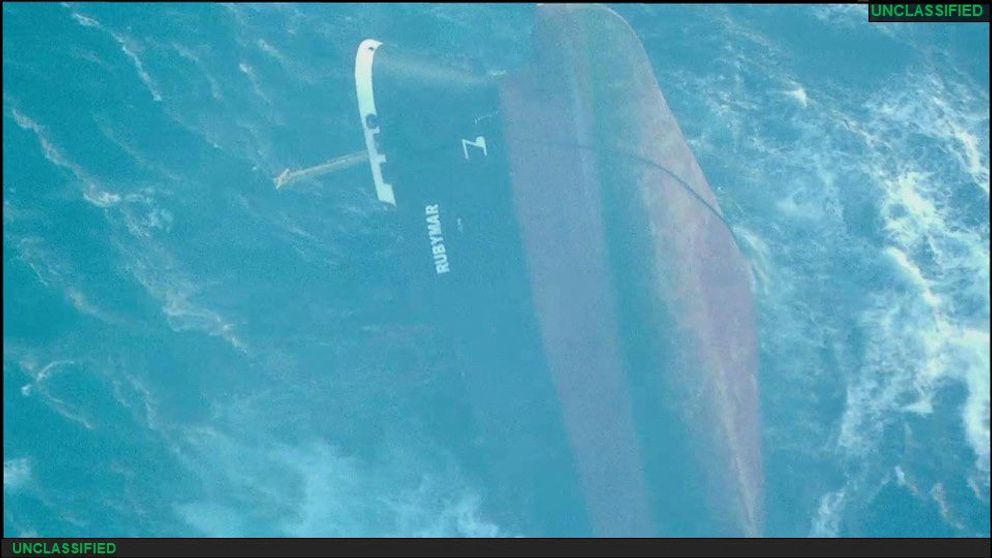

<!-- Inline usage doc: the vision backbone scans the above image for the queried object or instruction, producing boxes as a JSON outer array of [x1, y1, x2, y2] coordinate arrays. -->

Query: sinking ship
[[298, 4, 762, 536]]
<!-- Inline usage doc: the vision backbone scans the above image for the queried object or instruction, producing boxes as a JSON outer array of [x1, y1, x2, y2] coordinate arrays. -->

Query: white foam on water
[[93, 115, 182, 183], [8, 105, 126, 209], [10, 357, 97, 431], [9, 104, 248, 355], [678, 17, 988, 530], [783, 86, 808, 108], [170, 426, 506, 537], [3, 458, 33, 492], [256, 38, 287, 66], [732, 226, 774, 298], [70, 11, 99, 28], [111, 33, 163, 103], [930, 482, 966, 531], [128, 257, 248, 354], [810, 489, 846, 537], [171, 43, 224, 101], [238, 61, 272, 106], [63, 5, 163, 103], [831, 65, 990, 519], [10, 235, 117, 322]]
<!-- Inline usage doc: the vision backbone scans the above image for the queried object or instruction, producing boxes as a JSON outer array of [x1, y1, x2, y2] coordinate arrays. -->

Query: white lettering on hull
[[425, 204, 450, 274]]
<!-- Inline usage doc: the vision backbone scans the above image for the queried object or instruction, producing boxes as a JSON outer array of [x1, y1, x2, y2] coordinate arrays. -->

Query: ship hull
[[355, 4, 762, 536]]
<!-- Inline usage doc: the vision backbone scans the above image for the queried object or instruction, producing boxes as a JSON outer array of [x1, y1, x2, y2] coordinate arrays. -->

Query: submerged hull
[[500, 5, 762, 536], [354, 4, 762, 536]]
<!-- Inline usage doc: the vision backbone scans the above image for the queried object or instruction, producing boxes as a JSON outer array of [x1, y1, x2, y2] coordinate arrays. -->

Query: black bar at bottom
[[2, 537, 990, 558]]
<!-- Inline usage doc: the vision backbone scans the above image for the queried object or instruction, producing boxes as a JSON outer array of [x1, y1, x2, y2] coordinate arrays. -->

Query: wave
[[171, 429, 506, 537]]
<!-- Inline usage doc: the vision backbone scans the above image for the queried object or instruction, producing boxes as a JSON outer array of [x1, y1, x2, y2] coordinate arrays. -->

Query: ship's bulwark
[[500, 4, 762, 536]]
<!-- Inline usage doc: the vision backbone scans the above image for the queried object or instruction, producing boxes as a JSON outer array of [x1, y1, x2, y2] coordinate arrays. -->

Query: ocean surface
[[3, 3, 989, 537]]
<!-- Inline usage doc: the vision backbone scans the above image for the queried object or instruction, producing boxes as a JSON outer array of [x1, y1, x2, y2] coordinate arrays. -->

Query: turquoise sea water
[[3, 3, 989, 537]]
